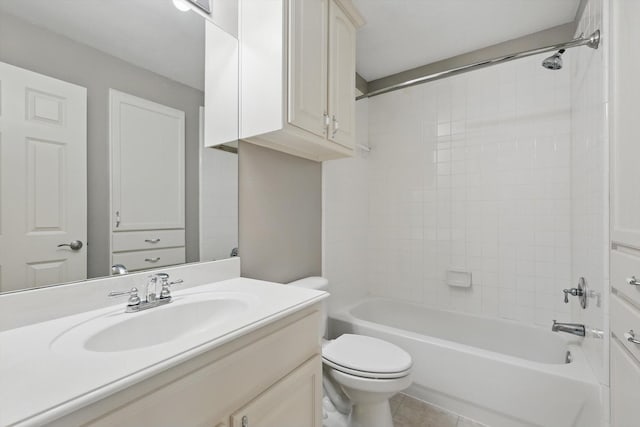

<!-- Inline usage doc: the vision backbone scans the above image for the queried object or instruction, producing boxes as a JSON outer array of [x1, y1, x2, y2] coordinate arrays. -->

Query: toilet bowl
[[288, 277, 412, 427]]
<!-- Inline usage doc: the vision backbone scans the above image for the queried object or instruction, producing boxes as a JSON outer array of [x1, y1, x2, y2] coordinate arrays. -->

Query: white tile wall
[[323, 8, 609, 423], [570, 0, 610, 406], [364, 53, 573, 325]]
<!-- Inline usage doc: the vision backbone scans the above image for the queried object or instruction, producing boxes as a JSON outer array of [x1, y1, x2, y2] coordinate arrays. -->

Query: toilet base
[[348, 400, 393, 427]]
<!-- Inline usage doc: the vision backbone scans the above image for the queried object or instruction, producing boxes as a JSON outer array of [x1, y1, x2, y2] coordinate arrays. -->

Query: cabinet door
[[288, 0, 328, 138], [110, 89, 185, 231], [611, 0, 640, 247], [611, 337, 640, 427], [230, 356, 322, 427], [327, 0, 356, 149]]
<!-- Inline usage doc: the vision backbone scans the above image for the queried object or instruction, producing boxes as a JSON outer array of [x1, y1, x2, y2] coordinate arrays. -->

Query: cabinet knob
[[332, 115, 339, 137], [626, 276, 640, 286]]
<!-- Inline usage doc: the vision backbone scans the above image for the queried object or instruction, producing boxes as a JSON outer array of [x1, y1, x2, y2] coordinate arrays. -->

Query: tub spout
[[552, 320, 585, 337]]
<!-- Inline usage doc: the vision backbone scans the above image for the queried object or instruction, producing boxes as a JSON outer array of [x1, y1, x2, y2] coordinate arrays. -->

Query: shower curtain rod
[[357, 30, 600, 100]]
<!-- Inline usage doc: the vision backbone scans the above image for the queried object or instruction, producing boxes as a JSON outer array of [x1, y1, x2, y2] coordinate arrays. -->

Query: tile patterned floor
[[391, 394, 489, 427]]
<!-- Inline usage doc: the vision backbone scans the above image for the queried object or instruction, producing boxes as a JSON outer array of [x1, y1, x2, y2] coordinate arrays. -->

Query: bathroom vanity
[[0, 260, 326, 427]]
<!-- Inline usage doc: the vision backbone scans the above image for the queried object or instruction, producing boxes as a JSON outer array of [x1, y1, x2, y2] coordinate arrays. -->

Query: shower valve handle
[[562, 287, 583, 303]]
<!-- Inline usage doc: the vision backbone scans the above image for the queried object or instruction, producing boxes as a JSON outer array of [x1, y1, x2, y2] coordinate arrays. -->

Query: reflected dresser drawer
[[112, 230, 185, 252], [112, 247, 185, 272]]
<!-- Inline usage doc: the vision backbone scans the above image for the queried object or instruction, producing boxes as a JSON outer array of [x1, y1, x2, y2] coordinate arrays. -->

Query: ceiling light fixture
[[172, 0, 192, 12]]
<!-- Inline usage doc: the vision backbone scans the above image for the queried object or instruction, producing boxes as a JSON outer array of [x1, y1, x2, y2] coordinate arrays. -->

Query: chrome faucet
[[146, 274, 160, 302], [109, 272, 182, 313], [551, 320, 586, 337]]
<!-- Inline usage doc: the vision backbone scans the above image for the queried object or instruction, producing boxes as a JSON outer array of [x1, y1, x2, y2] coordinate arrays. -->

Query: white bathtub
[[329, 298, 601, 427]]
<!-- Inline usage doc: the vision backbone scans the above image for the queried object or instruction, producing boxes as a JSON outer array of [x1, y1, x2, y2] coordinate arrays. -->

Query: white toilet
[[289, 277, 412, 427]]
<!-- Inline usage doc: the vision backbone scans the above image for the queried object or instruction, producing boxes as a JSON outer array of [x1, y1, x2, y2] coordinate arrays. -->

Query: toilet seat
[[322, 334, 412, 379], [323, 357, 411, 379], [329, 367, 413, 394]]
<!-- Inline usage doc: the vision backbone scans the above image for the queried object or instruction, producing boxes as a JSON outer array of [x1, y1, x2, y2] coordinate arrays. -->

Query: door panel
[[0, 61, 87, 292], [230, 356, 322, 427], [110, 90, 185, 232], [288, 0, 328, 138], [328, 0, 356, 149], [611, 0, 640, 247]]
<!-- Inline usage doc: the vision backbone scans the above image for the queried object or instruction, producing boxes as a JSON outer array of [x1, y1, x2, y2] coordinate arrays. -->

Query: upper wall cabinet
[[238, 0, 364, 161]]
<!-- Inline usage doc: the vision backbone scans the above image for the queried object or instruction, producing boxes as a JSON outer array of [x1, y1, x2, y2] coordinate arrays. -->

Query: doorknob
[[57, 240, 83, 250]]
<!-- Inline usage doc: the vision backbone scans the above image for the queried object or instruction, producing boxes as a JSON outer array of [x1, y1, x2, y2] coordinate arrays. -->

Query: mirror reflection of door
[[0, 61, 87, 292]]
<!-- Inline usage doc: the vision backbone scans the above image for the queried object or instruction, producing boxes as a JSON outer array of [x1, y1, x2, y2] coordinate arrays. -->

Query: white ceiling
[[0, 0, 205, 91], [1, 1, 581, 88], [353, 0, 581, 81]]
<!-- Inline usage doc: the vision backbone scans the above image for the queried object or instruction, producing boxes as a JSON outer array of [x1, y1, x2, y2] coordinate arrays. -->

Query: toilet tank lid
[[288, 276, 329, 290]]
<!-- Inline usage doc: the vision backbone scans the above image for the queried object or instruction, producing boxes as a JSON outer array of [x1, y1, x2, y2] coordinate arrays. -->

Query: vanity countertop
[[0, 277, 326, 427]]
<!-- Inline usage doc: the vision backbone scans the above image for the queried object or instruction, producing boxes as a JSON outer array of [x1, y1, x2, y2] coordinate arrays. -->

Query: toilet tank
[[288, 277, 329, 337]]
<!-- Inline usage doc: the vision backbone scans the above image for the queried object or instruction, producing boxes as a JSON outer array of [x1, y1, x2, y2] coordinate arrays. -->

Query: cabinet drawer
[[112, 247, 185, 272], [611, 338, 640, 427], [611, 294, 640, 362], [112, 230, 185, 252], [611, 249, 640, 307]]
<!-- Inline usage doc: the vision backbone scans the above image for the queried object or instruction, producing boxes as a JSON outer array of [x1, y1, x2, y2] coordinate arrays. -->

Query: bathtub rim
[[329, 296, 599, 384]]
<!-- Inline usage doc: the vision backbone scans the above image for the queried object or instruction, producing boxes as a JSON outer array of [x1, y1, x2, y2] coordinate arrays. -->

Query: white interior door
[[0, 61, 87, 292], [110, 89, 185, 232]]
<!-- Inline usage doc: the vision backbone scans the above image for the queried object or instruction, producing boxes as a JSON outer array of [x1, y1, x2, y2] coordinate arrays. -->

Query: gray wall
[[238, 142, 321, 283], [0, 13, 204, 278]]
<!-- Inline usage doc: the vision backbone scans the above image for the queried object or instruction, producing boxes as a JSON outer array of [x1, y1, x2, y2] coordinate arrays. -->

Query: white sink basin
[[51, 292, 254, 353]]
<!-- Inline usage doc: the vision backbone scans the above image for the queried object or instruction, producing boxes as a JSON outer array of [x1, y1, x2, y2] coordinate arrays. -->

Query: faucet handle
[[160, 279, 183, 299], [562, 288, 583, 303], [108, 287, 141, 306]]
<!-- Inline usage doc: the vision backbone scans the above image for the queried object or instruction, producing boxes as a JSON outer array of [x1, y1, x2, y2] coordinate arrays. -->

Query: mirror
[[0, 0, 238, 293]]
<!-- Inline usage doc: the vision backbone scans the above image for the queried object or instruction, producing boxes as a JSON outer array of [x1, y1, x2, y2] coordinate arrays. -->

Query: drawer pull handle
[[624, 330, 640, 344], [145, 257, 160, 263], [144, 238, 161, 244], [627, 276, 640, 286]]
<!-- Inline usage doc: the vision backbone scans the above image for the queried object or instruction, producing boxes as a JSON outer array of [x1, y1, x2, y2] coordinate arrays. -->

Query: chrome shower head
[[542, 49, 565, 70]]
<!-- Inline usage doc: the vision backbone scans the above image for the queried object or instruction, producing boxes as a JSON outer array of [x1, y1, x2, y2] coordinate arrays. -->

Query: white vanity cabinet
[[238, 0, 364, 161], [46, 307, 323, 427], [109, 89, 186, 272]]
